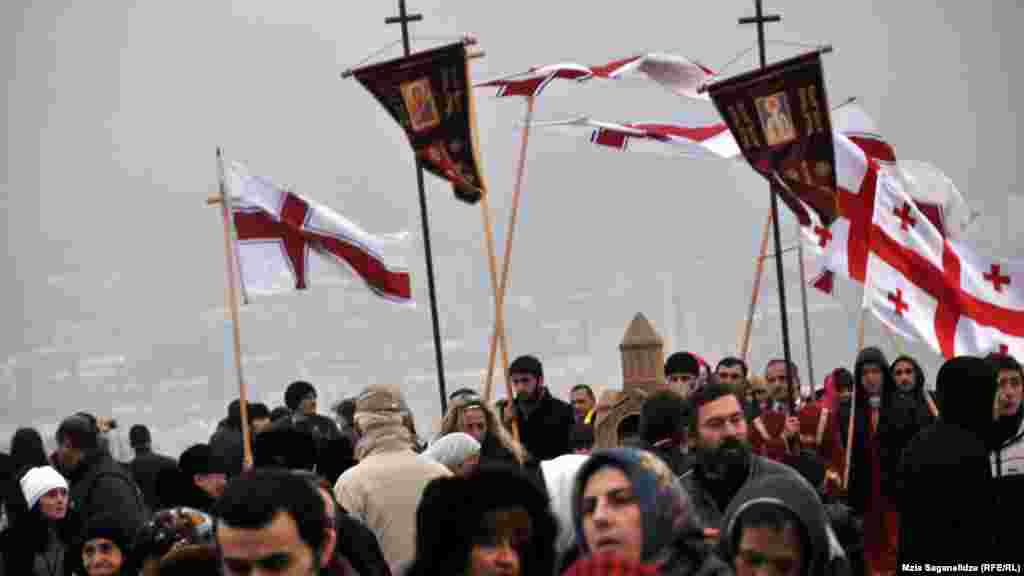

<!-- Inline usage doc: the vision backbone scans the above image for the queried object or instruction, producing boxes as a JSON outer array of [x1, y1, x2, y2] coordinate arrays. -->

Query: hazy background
[[3, 1, 1021, 457]]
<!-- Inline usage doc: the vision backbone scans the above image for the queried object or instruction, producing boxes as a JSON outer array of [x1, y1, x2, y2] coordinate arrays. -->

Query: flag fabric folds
[[863, 170, 1023, 358], [225, 161, 413, 305], [352, 42, 487, 205], [529, 116, 741, 160], [475, 53, 714, 100], [706, 51, 838, 227]]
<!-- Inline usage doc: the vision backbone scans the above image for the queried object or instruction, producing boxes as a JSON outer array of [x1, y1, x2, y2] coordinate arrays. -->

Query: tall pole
[[796, 222, 816, 391], [215, 148, 254, 471], [386, 0, 448, 414], [739, 0, 798, 414]]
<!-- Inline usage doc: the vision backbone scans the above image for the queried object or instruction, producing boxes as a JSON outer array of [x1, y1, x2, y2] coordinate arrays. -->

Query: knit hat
[[285, 381, 317, 411], [509, 355, 543, 379], [19, 465, 68, 510], [664, 352, 701, 378], [424, 432, 481, 470], [178, 444, 217, 476], [81, 513, 133, 555]]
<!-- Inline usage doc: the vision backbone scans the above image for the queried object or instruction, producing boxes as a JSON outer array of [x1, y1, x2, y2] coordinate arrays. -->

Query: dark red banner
[[353, 42, 487, 205], [707, 51, 837, 226]]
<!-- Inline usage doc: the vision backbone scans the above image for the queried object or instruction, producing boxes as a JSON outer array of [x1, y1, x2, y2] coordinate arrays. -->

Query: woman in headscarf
[[424, 432, 481, 477], [569, 448, 730, 576], [0, 465, 71, 575], [407, 464, 557, 576]]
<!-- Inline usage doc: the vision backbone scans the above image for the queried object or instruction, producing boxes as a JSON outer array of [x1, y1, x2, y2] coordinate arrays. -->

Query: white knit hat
[[424, 432, 480, 470], [20, 466, 68, 510]]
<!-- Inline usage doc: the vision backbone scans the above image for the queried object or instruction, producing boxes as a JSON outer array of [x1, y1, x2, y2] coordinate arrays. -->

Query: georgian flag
[[225, 161, 413, 304], [475, 53, 714, 99], [864, 169, 1024, 359]]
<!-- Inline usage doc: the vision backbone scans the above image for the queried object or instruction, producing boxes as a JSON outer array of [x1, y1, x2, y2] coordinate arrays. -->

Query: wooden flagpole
[[215, 148, 253, 471], [480, 193, 506, 403], [795, 221, 816, 392], [740, 211, 773, 361], [484, 95, 535, 406], [843, 304, 868, 490]]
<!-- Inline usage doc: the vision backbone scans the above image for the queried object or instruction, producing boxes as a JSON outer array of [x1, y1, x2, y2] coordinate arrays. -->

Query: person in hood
[[506, 355, 576, 462], [900, 356, 998, 563], [844, 347, 898, 576], [333, 385, 450, 572], [719, 473, 846, 576], [407, 464, 557, 576], [570, 448, 731, 576], [985, 353, 1023, 555], [880, 356, 938, 491]]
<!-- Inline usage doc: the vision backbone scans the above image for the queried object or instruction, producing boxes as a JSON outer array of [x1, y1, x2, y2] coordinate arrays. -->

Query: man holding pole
[[504, 355, 575, 463]]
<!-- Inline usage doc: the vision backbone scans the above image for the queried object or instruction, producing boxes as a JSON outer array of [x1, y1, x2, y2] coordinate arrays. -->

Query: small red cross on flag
[[984, 264, 1012, 293], [814, 225, 832, 248], [893, 202, 917, 231], [999, 344, 1010, 356], [888, 289, 909, 317]]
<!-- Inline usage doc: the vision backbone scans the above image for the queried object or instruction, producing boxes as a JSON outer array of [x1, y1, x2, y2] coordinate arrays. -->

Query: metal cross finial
[[739, 0, 781, 69], [385, 0, 423, 57]]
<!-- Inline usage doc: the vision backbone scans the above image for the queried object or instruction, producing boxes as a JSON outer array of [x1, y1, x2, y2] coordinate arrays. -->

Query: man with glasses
[[506, 355, 575, 463]]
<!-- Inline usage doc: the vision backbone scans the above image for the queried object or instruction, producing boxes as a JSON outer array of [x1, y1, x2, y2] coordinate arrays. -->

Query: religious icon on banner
[[352, 42, 487, 205], [706, 51, 838, 226], [756, 92, 796, 146], [400, 78, 441, 132]]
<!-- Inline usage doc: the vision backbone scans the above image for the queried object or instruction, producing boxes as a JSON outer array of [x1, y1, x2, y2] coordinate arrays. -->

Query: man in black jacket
[[55, 415, 147, 565], [899, 356, 998, 564], [507, 355, 575, 462], [639, 389, 692, 476], [127, 424, 177, 512]]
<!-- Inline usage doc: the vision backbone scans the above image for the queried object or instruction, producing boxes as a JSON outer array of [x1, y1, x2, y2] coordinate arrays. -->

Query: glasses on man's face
[[511, 377, 533, 385]]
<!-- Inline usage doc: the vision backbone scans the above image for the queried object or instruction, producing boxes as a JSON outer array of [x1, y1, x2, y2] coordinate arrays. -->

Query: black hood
[[936, 357, 997, 437], [719, 474, 831, 576], [854, 347, 892, 400], [888, 355, 926, 394]]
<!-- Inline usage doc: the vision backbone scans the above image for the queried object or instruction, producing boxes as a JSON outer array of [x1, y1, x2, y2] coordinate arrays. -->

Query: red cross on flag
[[225, 161, 413, 305], [800, 138, 975, 296], [863, 169, 1024, 359]]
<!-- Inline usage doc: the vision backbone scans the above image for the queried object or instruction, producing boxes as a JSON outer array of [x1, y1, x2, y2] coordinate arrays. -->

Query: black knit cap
[[285, 381, 317, 411], [664, 352, 701, 377], [179, 444, 216, 476], [509, 355, 543, 379]]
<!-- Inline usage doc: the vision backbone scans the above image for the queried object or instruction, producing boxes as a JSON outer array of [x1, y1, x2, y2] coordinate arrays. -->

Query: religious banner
[[352, 42, 486, 205], [706, 51, 838, 226]]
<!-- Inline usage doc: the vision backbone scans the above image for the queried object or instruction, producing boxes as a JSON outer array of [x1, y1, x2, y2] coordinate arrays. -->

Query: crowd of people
[[0, 347, 1020, 575]]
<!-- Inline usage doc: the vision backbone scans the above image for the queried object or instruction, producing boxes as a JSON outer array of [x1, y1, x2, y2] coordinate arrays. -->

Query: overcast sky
[[3, 1, 1021, 456]]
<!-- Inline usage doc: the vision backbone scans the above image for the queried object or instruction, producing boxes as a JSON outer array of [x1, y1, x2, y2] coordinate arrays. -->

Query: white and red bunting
[[864, 170, 1023, 359], [475, 53, 714, 100], [225, 161, 413, 305]]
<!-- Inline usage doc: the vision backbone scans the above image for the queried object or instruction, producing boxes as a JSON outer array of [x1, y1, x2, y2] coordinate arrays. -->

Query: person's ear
[[319, 526, 337, 569]]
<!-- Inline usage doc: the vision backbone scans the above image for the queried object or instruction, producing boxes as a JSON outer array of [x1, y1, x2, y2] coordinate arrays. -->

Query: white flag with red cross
[[225, 161, 413, 305], [863, 170, 1024, 359]]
